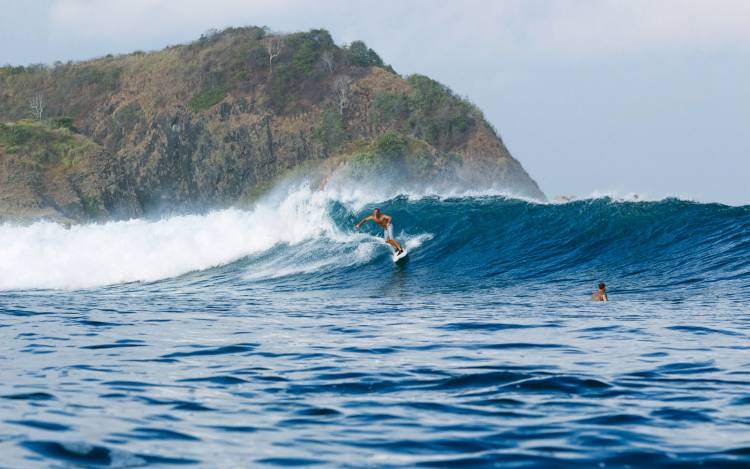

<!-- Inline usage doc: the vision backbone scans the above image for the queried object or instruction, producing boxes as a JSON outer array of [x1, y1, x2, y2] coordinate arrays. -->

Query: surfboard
[[393, 248, 408, 263]]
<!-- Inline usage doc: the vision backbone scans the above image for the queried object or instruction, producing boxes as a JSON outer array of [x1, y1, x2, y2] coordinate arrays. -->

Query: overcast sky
[[2, 0, 749, 204]]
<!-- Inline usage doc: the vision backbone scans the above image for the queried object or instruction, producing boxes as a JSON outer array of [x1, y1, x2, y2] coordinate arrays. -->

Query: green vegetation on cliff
[[370, 75, 480, 151], [188, 86, 228, 112], [0, 120, 96, 168], [312, 108, 347, 154]]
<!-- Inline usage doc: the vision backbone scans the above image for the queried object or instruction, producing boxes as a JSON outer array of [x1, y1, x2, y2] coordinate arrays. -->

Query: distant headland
[[0, 26, 544, 222]]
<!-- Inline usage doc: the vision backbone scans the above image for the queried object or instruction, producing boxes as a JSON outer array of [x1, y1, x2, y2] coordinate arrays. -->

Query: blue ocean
[[1, 184, 749, 467]]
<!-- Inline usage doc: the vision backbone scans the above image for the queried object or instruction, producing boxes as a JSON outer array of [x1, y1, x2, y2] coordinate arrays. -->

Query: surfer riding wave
[[355, 208, 404, 255]]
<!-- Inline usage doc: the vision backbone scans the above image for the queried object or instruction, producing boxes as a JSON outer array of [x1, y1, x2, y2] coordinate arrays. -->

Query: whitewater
[[1, 179, 749, 467]]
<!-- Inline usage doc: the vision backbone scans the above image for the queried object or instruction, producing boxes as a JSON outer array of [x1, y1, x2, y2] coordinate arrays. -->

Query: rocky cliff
[[0, 27, 544, 222]]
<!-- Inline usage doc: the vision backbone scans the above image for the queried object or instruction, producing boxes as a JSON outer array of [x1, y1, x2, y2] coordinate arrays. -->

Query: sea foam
[[0, 183, 341, 290]]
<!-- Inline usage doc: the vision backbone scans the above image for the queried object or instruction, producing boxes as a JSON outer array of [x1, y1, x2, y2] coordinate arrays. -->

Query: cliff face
[[0, 27, 544, 222]]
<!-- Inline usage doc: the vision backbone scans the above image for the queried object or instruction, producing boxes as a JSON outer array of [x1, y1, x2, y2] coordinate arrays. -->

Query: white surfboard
[[392, 248, 408, 263]]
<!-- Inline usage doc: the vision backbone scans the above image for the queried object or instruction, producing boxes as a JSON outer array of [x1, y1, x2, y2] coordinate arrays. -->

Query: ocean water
[[1, 184, 750, 468]]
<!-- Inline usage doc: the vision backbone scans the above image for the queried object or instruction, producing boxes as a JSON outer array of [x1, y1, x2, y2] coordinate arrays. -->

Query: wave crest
[[1, 179, 748, 291]]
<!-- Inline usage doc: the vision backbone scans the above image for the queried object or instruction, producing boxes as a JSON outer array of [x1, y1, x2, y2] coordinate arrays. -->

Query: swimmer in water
[[592, 282, 609, 302]]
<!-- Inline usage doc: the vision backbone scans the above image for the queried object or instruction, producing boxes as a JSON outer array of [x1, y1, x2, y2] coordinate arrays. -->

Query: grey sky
[[2, 0, 749, 204]]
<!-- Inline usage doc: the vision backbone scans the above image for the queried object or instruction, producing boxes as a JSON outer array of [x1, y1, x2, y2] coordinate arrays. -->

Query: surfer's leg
[[383, 225, 402, 253]]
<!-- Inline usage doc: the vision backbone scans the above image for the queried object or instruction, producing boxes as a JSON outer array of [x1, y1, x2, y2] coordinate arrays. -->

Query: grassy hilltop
[[0, 26, 544, 222]]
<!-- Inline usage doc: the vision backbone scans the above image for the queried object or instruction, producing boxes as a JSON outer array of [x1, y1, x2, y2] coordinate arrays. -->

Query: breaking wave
[[1, 179, 748, 294]]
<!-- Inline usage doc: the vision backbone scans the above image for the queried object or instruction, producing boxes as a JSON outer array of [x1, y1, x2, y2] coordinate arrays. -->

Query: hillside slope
[[0, 27, 544, 222]]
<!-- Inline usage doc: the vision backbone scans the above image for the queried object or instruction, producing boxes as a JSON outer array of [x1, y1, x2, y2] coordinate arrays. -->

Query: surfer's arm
[[355, 215, 374, 229]]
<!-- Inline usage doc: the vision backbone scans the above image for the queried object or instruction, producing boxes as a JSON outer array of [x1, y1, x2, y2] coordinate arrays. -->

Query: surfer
[[592, 282, 609, 302], [355, 208, 404, 255]]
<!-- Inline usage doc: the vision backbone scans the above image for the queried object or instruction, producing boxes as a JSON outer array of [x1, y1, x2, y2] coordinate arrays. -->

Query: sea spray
[[0, 183, 339, 290]]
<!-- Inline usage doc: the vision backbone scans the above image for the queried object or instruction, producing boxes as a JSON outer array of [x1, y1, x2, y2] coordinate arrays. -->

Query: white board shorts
[[383, 224, 395, 241]]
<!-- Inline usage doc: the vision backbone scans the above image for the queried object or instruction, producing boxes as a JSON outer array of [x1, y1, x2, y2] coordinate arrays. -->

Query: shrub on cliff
[[375, 130, 409, 160], [313, 108, 347, 154], [49, 116, 77, 132], [0, 120, 97, 168], [345, 41, 384, 67], [189, 86, 228, 112]]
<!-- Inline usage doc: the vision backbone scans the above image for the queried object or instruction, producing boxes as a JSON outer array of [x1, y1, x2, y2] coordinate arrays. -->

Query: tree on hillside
[[346, 41, 383, 67], [265, 37, 283, 76], [29, 93, 46, 120], [333, 75, 353, 115], [321, 50, 335, 74]]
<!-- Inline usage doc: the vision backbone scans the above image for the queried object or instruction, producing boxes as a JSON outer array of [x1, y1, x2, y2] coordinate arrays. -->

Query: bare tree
[[265, 37, 282, 76], [333, 75, 353, 115], [29, 93, 46, 120], [321, 50, 335, 74]]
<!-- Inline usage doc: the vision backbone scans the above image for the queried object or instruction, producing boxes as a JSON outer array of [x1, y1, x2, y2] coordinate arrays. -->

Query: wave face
[[2, 185, 750, 467], [2, 185, 748, 294]]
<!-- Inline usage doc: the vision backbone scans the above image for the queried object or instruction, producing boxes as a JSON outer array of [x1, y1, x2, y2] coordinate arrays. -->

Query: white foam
[[0, 176, 454, 290], [0, 183, 344, 290], [548, 190, 707, 205], [405, 233, 433, 250]]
